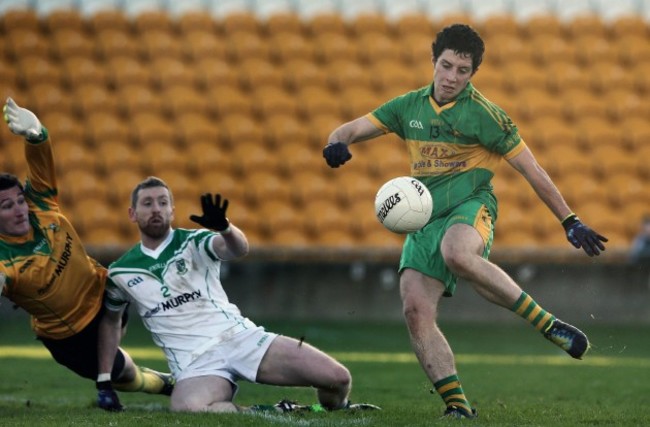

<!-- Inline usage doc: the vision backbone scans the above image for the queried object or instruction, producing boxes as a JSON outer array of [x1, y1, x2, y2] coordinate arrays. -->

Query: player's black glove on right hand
[[189, 193, 230, 232], [323, 142, 352, 168], [96, 381, 124, 412], [562, 214, 608, 257]]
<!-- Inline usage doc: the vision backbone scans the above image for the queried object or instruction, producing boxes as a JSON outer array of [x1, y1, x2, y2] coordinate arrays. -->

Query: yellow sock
[[511, 291, 555, 332], [113, 366, 167, 394], [434, 375, 472, 413]]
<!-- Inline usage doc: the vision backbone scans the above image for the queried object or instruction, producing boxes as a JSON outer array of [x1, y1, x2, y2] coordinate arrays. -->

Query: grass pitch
[[1, 313, 649, 426]]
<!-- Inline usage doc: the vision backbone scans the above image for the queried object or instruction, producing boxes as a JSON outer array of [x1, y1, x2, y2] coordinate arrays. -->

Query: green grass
[[1, 314, 649, 426]]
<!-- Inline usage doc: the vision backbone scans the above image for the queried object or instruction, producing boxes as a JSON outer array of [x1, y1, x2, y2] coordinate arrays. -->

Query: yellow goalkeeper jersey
[[0, 134, 105, 339]]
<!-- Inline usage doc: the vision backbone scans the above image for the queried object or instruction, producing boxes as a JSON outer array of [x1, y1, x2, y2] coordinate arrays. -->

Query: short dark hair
[[432, 23, 485, 73], [130, 176, 173, 208], [0, 173, 23, 192]]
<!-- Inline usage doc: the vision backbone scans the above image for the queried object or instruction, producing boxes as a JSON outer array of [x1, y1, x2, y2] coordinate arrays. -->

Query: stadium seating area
[[0, 0, 648, 251]]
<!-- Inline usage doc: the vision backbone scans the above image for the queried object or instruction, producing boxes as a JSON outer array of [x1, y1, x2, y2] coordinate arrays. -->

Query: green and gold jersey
[[367, 82, 526, 220], [0, 134, 105, 339]]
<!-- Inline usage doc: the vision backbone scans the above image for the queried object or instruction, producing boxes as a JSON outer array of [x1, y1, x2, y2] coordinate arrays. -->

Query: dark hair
[[0, 173, 23, 192], [432, 23, 485, 73], [130, 176, 173, 208]]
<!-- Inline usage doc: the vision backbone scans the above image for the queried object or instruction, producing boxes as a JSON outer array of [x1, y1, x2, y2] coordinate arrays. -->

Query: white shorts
[[175, 325, 278, 385]]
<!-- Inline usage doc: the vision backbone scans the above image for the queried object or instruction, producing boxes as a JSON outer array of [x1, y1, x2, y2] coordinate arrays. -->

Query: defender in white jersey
[[98, 177, 379, 413]]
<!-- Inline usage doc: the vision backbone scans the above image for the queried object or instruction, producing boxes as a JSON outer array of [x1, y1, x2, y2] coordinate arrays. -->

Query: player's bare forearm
[[212, 224, 249, 261], [97, 308, 124, 376], [508, 148, 572, 221], [327, 117, 383, 145]]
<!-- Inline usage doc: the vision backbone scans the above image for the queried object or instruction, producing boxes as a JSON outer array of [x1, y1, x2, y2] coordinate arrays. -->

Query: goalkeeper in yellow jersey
[[323, 24, 607, 419], [0, 98, 174, 411]]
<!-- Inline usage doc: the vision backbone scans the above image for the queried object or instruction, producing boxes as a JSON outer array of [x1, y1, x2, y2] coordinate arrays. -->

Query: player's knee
[[442, 249, 472, 276]]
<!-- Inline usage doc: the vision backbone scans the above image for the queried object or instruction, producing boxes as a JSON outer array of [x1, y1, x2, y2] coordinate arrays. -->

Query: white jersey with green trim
[[105, 228, 256, 372]]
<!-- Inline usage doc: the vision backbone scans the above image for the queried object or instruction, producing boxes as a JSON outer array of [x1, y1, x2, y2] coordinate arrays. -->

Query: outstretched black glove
[[562, 214, 608, 257], [189, 193, 230, 232], [96, 381, 124, 412], [323, 142, 352, 168]]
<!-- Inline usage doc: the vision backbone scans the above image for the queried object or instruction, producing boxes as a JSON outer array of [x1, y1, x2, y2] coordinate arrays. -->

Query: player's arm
[[323, 117, 384, 168], [189, 193, 249, 261], [507, 147, 607, 256], [97, 304, 125, 411], [3, 98, 57, 196]]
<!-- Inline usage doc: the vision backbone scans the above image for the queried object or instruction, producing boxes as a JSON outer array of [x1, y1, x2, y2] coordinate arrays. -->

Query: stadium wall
[[3, 261, 647, 325]]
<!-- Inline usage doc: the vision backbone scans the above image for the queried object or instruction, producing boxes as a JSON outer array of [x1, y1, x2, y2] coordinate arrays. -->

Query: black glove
[[96, 380, 124, 412], [189, 193, 230, 232], [562, 214, 608, 257], [323, 142, 352, 168]]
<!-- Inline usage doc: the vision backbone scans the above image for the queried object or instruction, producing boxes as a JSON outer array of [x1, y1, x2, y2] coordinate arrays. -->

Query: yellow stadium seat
[[589, 62, 636, 95], [561, 89, 607, 123], [182, 31, 228, 62], [503, 61, 547, 92], [268, 32, 316, 63], [84, 111, 130, 146], [161, 86, 210, 119], [573, 35, 615, 67], [106, 56, 153, 89], [218, 113, 264, 147], [142, 142, 187, 174], [591, 145, 635, 178], [314, 33, 359, 64], [399, 33, 434, 66], [94, 29, 140, 61], [227, 31, 270, 63], [129, 112, 177, 147], [139, 29, 184, 60], [0, 9, 39, 33], [206, 86, 253, 120], [603, 89, 648, 123], [288, 170, 337, 208], [609, 15, 648, 40], [306, 13, 347, 38], [177, 11, 216, 35], [263, 115, 311, 149], [16, 56, 62, 87], [350, 13, 390, 37], [339, 86, 384, 119], [515, 88, 559, 123], [622, 117, 650, 150], [57, 168, 109, 206], [73, 84, 119, 118], [265, 12, 304, 36], [282, 58, 329, 91], [62, 57, 108, 88], [327, 60, 370, 91], [238, 58, 284, 91], [297, 87, 342, 119], [393, 14, 433, 39], [40, 111, 85, 145], [575, 119, 621, 150], [220, 11, 261, 37], [95, 140, 143, 176], [257, 199, 308, 242], [174, 113, 218, 148], [529, 35, 577, 67], [242, 170, 292, 207], [27, 82, 74, 116], [615, 35, 650, 67], [268, 228, 313, 247], [50, 28, 95, 60], [254, 87, 299, 121], [545, 62, 590, 94], [356, 33, 401, 65], [520, 14, 563, 39], [195, 57, 238, 91], [149, 57, 196, 90], [87, 9, 131, 33], [133, 10, 174, 33], [484, 35, 534, 67], [116, 84, 163, 117], [564, 14, 607, 40]]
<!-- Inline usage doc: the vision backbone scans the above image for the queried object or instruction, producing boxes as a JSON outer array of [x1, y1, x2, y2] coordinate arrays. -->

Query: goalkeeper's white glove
[[3, 97, 43, 140]]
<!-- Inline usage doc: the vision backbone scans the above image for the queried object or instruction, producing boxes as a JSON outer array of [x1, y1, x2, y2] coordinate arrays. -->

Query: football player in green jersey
[[1, 98, 174, 411], [323, 24, 607, 419]]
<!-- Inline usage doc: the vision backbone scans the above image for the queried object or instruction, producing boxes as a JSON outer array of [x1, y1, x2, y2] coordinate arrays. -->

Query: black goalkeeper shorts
[[38, 304, 129, 380]]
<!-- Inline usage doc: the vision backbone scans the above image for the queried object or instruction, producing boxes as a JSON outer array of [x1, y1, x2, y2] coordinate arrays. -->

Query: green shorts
[[399, 198, 495, 297]]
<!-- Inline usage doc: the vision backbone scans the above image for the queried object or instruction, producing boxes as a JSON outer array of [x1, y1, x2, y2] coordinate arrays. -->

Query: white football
[[374, 176, 433, 234]]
